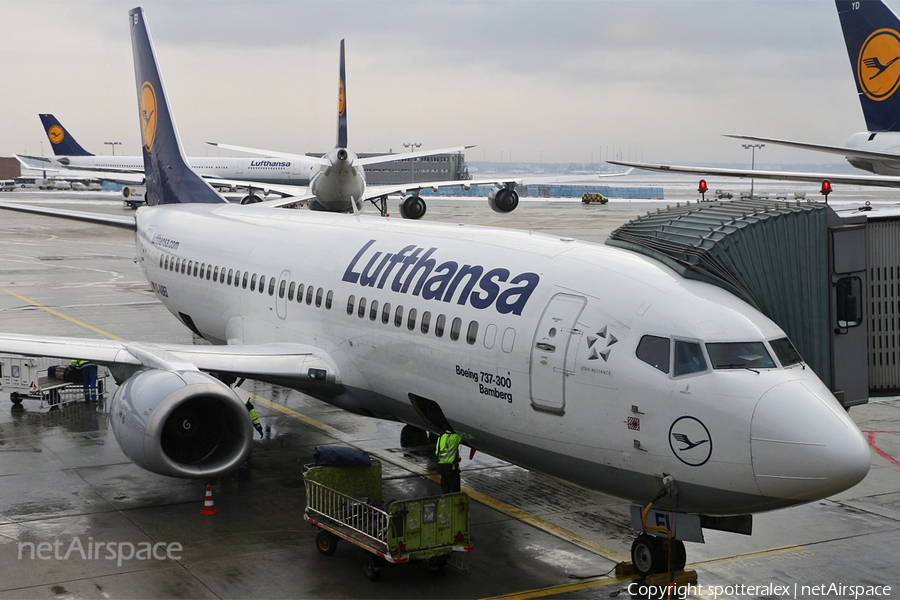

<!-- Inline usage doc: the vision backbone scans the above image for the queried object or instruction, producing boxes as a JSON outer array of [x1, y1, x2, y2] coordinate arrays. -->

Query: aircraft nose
[[751, 380, 870, 502]]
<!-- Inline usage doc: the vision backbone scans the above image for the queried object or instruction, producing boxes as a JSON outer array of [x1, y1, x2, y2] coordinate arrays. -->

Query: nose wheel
[[631, 534, 686, 576]]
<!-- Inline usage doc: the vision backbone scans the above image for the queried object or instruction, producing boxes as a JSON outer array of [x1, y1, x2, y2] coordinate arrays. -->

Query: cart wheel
[[426, 556, 448, 572], [363, 554, 380, 581], [315, 530, 338, 556], [10, 393, 22, 405]]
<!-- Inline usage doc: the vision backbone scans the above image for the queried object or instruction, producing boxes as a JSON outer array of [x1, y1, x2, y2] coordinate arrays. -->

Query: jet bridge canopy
[[607, 199, 834, 396]]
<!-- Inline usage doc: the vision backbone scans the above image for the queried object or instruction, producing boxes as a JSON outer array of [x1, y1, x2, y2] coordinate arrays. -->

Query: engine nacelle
[[109, 369, 253, 479], [488, 186, 519, 213]]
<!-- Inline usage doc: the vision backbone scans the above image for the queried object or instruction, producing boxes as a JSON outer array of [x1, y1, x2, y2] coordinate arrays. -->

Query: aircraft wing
[[201, 177, 308, 199], [0, 334, 338, 383], [608, 160, 900, 189], [724, 134, 900, 162], [15, 154, 145, 186], [207, 142, 476, 167], [206, 142, 330, 165]]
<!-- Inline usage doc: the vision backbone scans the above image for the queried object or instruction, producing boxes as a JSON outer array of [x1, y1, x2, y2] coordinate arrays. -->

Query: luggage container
[[1, 354, 109, 408]]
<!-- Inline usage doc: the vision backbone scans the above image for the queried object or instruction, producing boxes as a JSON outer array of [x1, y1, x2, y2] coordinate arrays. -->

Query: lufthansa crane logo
[[338, 77, 346, 116], [140, 81, 158, 152], [669, 416, 712, 467], [48, 125, 65, 145], [858, 28, 900, 101]]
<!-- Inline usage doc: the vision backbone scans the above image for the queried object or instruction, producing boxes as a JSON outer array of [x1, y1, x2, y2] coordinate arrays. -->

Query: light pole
[[742, 143, 764, 198], [403, 142, 421, 183], [104, 141, 122, 156]]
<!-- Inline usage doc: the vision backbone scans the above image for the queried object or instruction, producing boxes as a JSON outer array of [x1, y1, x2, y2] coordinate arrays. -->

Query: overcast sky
[[0, 1, 883, 166]]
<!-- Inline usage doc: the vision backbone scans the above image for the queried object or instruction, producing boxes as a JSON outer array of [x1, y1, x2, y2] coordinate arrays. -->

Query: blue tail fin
[[336, 39, 348, 149], [128, 7, 224, 205], [40, 114, 93, 156], [837, 0, 900, 131]]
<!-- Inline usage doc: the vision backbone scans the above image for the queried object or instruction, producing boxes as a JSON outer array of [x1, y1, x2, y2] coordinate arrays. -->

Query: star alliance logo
[[586, 325, 617, 362]]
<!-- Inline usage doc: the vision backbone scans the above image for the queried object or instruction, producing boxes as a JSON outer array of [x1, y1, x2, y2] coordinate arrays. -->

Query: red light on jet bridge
[[821, 179, 832, 197], [698, 179, 708, 194]]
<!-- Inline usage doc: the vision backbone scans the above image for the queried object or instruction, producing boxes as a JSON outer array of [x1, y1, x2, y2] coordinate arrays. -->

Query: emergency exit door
[[529, 294, 586, 414]]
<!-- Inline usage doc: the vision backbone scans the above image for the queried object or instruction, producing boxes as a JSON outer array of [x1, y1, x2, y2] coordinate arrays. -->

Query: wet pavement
[[0, 188, 898, 599]]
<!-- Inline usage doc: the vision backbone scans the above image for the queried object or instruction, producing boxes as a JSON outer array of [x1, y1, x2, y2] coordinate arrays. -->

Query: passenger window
[[358, 297, 367, 318], [706, 342, 776, 370], [637, 335, 670, 374], [450, 317, 462, 341], [421, 311, 431, 334], [228, 269, 234, 286], [213, 266, 219, 281], [242, 272, 249, 289], [288, 281, 295, 301], [326, 290, 333, 310], [435, 314, 446, 338], [484, 323, 497, 349], [466, 321, 478, 345], [297, 283, 305, 302], [347, 295, 355, 315], [159, 256, 164, 268], [259, 275, 266, 293], [269, 278, 276, 296], [394, 305, 403, 327], [501, 327, 516, 353], [200, 263, 205, 278], [187, 260, 193, 274], [370, 300, 379, 321], [407, 308, 417, 331], [316, 288, 323, 307], [208, 266, 213, 281], [306, 286, 314, 305], [250, 274, 257, 292], [382, 302, 391, 324], [674, 341, 707, 376], [181, 260, 187, 274]]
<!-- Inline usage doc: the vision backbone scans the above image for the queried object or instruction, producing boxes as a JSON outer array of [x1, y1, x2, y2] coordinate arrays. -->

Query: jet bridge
[[607, 199, 870, 407]]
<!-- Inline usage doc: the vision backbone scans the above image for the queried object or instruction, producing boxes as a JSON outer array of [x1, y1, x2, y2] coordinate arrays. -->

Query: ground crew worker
[[70, 359, 98, 402], [436, 427, 462, 494], [246, 400, 264, 438]]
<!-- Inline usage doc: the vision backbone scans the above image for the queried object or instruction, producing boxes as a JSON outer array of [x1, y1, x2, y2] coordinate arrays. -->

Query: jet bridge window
[[836, 276, 863, 328], [636, 335, 670, 374], [770, 337, 802, 367], [706, 342, 776, 370], [674, 341, 707, 377]]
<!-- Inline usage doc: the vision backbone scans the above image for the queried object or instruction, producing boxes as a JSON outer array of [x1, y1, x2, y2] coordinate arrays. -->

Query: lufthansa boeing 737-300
[[0, 7, 871, 576]]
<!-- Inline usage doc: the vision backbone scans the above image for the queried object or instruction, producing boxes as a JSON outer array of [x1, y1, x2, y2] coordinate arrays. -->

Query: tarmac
[[0, 184, 898, 599]]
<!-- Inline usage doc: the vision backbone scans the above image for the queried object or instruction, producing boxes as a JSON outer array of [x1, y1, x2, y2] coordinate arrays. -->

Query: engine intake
[[110, 369, 252, 478], [488, 186, 519, 213]]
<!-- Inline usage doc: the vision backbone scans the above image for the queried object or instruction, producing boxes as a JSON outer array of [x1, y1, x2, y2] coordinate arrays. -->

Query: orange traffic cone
[[200, 484, 218, 515]]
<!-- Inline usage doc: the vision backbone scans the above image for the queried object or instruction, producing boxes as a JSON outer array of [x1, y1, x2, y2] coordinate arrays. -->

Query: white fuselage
[[846, 131, 900, 175], [56, 155, 316, 186], [133, 203, 871, 515]]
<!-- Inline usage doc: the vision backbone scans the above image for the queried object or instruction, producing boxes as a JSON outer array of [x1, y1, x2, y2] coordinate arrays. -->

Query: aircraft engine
[[109, 368, 252, 479], [399, 194, 427, 220], [488, 186, 519, 213]]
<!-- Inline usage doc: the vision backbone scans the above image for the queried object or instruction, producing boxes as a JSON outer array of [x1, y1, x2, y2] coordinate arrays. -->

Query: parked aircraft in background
[[610, 0, 900, 189], [0, 7, 870, 577]]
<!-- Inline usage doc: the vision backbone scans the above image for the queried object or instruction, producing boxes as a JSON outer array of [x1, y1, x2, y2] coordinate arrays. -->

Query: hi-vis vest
[[249, 409, 261, 428], [436, 431, 461, 465], [70, 360, 88, 369]]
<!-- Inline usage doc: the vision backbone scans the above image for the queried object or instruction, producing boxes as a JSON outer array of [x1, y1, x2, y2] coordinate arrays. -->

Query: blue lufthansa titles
[[342, 239, 540, 315]]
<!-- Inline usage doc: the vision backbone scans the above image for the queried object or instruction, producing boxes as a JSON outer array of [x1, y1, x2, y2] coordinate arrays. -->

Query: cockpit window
[[706, 342, 776, 370], [636, 335, 670, 374], [770, 337, 802, 367], [674, 341, 707, 376]]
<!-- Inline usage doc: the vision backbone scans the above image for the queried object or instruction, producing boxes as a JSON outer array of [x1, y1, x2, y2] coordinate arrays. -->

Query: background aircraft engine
[[399, 194, 427, 220], [488, 186, 519, 213], [109, 368, 253, 479]]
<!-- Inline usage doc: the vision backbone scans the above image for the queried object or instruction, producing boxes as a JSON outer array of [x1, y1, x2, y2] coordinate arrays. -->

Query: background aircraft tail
[[39, 114, 93, 156], [128, 7, 223, 205], [336, 39, 347, 149], [837, 0, 900, 131]]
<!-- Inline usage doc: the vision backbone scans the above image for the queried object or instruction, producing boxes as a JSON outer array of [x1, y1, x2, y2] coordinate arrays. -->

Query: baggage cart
[[1, 354, 109, 408], [303, 459, 472, 580]]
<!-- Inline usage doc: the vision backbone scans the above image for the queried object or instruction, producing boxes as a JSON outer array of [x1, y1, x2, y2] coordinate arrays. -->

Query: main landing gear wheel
[[315, 530, 339, 555], [399, 195, 427, 220]]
